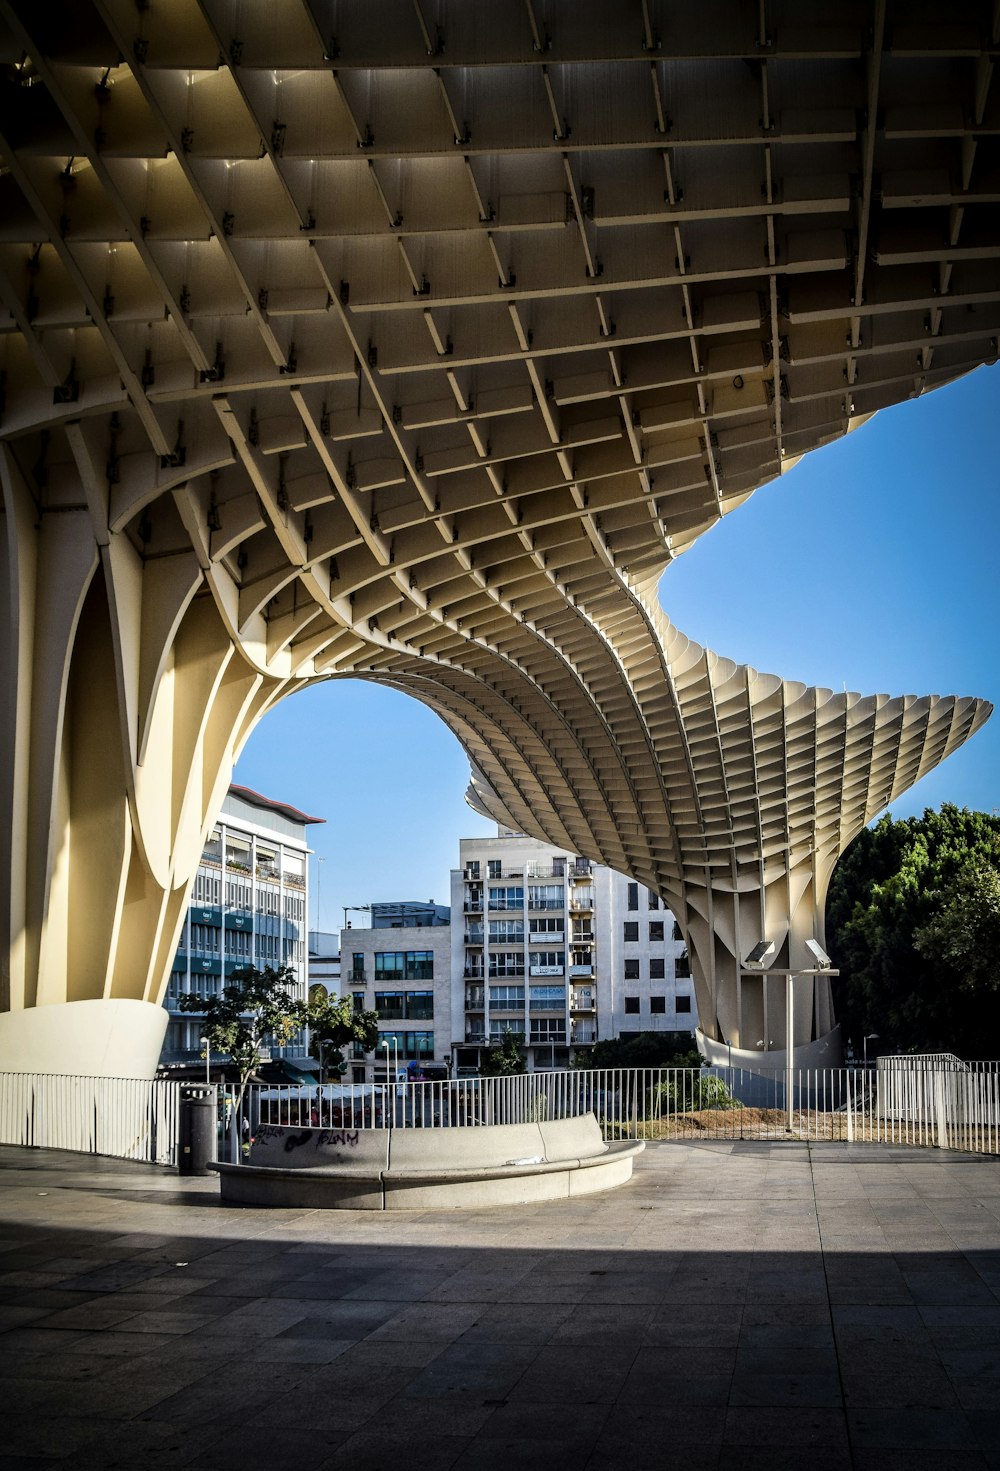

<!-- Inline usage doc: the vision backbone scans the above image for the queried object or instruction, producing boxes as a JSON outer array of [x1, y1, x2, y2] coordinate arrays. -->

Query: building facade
[[451, 829, 698, 1074], [340, 921, 453, 1083], [160, 786, 322, 1065]]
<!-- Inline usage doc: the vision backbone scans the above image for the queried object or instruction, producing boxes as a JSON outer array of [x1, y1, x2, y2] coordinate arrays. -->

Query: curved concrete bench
[[210, 1112, 643, 1210]]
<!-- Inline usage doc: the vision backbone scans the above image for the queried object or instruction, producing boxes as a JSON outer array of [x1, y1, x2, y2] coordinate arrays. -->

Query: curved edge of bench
[[209, 1137, 644, 1210]]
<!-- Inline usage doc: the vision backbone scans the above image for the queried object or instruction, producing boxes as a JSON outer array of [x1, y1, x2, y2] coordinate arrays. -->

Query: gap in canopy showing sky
[[234, 366, 999, 934]]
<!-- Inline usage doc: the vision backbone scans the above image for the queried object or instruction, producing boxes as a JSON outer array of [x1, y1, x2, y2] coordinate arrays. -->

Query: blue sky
[[234, 365, 999, 932]]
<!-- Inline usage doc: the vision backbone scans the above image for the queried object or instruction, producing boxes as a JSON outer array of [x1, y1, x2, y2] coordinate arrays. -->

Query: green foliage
[[178, 964, 379, 1099], [826, 804, 1000, 1057], [651, 1071, 739, 1114], [301, 990, 379, 1082], [178, 964, 303, 1105], [480, 1029, 526, 1076], [576, 1031, 702, 1071]]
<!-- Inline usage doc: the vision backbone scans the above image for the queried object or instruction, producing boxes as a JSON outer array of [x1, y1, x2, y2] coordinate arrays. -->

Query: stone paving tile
[[6, 1141, 1000, 1467]]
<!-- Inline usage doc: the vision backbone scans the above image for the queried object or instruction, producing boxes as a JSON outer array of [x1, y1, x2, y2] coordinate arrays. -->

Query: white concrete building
[[451, 828, 697, 1073], [307, 930, 342, 1000], [161, 785, 322, 1065]]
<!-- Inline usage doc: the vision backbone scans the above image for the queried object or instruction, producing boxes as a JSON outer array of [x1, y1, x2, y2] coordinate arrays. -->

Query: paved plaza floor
[[1, 1139, 1000, 1470]]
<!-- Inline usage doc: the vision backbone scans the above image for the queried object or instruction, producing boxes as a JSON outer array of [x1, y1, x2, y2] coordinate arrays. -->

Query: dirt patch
[[682, 1107, 788, 1131]]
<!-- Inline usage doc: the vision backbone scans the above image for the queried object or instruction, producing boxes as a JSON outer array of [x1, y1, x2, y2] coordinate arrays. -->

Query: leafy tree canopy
[[826, 804, 1000, 1058], [480, 1029, 526, 1076], [179, 965, 379, 1102], [575, 1031, 702, 1070]]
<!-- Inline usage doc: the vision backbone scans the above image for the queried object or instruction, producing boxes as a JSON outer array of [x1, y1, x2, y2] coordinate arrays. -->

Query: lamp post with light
[[741, 940, 840, 1132]]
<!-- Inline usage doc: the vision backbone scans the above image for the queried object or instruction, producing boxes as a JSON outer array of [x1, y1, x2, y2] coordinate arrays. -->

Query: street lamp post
[[200, 1035, 210, 1086], [380, 1036, 399, 1124], [742, 941, 840, 1134]]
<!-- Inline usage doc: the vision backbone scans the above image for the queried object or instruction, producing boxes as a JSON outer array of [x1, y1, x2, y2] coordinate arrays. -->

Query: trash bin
[[178, 1084, 217, 1175]]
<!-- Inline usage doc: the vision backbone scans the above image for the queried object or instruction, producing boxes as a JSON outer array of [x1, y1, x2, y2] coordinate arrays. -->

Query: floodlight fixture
[[743, 940, 776, 968], [805, 939, 833, 968]]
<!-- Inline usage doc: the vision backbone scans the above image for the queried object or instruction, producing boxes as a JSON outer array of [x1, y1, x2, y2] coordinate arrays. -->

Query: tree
[[574, 1031, 702, 1070], [303, 986, 379, 1083], [178, 964, 303, 1117], [915, 863, 1000, 993], [178, 965, 379, 1112], [480, 1029, 526, 1076], [826, 805, 1000, 1057]]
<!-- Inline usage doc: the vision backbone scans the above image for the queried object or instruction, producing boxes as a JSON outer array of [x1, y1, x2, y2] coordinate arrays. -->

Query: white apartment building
[[161, 785, 322, 1065], [451, 828, 697, 1073]]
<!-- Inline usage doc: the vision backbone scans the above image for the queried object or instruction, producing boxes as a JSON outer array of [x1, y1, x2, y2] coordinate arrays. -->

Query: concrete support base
[[0, 999, 168, 1079], [697, 1024, 843, 1073]]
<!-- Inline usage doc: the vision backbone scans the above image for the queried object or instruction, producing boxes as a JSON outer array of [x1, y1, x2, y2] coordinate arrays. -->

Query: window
[[676, 952, 691, 979], [650, 996, 666, 1014], [530, 916, 563, 936], [623, 921, 639, 943], [529, 1018, 565, 1042], [528, 884, 564, 910], [672, 921, 684, 941], [352, 992, 365, 1012], [627, 882, 639, 910], [379, 1030, 434, 1060], [375, 991, 404, 1020], [405, 990, 434, 1020], [624, 959, 640, 980], [489, 985, 525, 1008], [649, 958, 665, 980], [649, 921, 664, 942], [489, 951, 525, 978], [488, 859, 502, 878], [529, 985, 566, 1010], [489, 919, 524, 943], [488, 885, 523, 911], [647, 890, 660, 910], [529, 951, 564, 973], [624, 996, 640, 1014], [374, 951, 433, 981], [676, 995, 692, 1014]]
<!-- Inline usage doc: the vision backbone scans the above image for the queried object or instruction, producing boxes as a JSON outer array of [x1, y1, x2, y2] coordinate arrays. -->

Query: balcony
[[527, 899, 563, 911], [346, 969, 367, 985], [571, 861, 593, 879], [465, 987, 485, 1008], [571, 990, 596, 1010], [569, 898, 594, 912], [571, 930, 594, 944], [571, 1026, 597, 1044], [465, 1030, 487, 1044], [530, 1031, 566, 1045], [464, 898, 483, 913], [464, 931, 484, 946], [464, 967, 484, 980]]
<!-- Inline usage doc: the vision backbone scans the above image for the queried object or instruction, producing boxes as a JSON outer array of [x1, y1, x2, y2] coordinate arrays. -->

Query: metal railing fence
[[0, 1072, 180, 1165], [3, 1060, 1000, 1170]]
